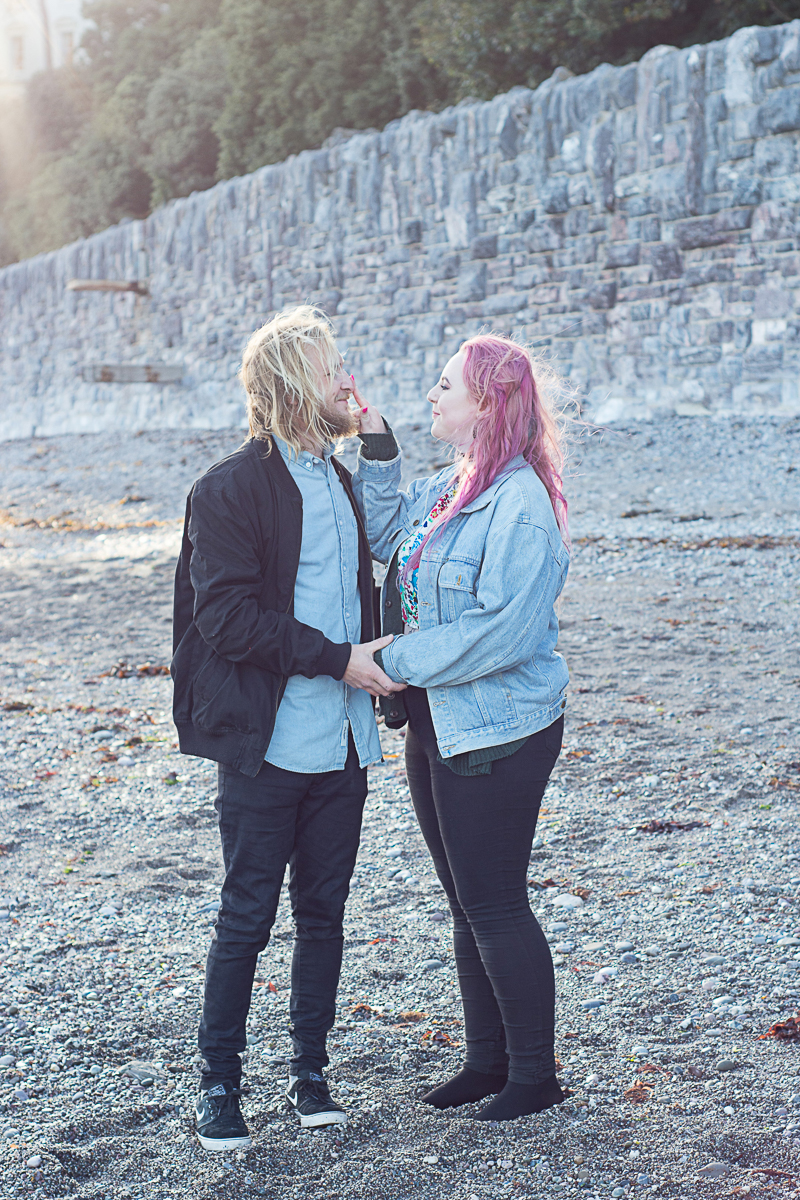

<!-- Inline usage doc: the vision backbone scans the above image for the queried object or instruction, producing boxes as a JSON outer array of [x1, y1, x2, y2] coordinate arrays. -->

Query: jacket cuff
[[357, 430, 399, 461], [317, 639, 351, 680], [381, 638, 408, 684]]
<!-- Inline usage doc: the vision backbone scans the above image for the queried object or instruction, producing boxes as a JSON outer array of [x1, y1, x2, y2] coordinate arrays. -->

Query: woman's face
[[427, 350, 478, 450]]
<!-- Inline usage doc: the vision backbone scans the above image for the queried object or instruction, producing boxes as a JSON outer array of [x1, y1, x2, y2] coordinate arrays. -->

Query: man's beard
[[318, 397, 359, 441]]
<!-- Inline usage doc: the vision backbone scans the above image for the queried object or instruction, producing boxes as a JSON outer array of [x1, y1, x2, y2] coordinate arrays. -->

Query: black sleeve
[[357, 419, 399, 461], [187, 482, 351, 680]]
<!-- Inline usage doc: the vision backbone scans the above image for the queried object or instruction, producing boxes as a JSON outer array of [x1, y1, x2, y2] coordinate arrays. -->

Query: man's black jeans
[[198, 739, 367, 1087]]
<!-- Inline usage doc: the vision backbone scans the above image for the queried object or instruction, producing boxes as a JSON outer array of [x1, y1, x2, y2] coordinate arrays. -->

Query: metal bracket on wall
[[81, 364, 183, 384], [66, 279, 149, 296]]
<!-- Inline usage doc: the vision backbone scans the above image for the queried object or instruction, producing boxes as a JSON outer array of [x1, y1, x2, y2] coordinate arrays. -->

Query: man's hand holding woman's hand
[[344, 635, 406, 697]]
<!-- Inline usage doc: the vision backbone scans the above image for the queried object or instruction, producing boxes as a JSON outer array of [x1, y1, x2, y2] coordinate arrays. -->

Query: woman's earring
[[472, 424, 478, 438]]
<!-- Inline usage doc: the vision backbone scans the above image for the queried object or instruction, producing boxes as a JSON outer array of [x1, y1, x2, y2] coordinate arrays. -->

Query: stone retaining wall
[[3, 21, 800, 439]]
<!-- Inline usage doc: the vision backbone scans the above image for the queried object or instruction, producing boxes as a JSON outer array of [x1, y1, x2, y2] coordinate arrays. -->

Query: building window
[[60, 30, 74, 65], [10, 35, 24, 73]]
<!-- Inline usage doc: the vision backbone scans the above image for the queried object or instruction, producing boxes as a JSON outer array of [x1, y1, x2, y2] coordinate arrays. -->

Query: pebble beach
[[0, 414, 798, 1199]]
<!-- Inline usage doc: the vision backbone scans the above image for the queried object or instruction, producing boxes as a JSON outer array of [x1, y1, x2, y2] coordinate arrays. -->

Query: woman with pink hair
[[352, 334, 570, 1122]]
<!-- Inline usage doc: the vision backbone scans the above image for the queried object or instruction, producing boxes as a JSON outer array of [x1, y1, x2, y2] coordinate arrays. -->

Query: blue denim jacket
[[352, 446, 570, 760]]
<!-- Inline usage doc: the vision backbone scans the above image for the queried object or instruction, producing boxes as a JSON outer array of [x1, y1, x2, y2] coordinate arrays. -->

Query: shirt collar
[[274, 436, 333, 469]]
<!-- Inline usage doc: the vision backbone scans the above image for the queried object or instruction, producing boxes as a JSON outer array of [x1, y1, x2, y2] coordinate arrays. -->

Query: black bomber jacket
[[171, 437, 377, 777]]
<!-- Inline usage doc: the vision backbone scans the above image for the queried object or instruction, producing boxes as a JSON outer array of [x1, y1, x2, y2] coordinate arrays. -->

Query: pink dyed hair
[[402, 334, 568, 580]]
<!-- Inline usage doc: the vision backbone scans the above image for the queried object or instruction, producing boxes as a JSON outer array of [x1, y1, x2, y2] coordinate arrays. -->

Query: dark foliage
[[0, 0, 797, 263]]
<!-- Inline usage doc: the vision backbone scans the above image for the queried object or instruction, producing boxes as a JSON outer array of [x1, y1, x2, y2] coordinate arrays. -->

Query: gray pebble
[[698, 1162, 730, 1179]]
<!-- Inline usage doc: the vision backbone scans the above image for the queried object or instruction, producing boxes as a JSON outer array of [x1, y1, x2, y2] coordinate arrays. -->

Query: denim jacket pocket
[[437, 560, 480, 622]]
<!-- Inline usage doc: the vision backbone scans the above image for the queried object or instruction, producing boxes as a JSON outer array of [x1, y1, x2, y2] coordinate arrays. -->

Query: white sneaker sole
[[196, 1131, 252, 1152], [296, 1108, 348, 1128]]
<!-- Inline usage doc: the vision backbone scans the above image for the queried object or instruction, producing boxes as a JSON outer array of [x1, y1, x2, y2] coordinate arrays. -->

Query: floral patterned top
[[396, 478, 459, 630]]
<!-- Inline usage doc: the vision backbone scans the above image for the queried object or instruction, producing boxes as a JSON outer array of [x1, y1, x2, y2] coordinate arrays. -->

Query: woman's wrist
[[357, 420, 399, 461]]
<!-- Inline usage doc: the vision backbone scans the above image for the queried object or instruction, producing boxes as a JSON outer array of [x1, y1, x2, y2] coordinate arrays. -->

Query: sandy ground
[[0, 415, 798, 1200]]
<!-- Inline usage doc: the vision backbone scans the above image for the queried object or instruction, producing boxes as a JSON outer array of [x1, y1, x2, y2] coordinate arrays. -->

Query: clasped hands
[[343, 635, 406, 698]]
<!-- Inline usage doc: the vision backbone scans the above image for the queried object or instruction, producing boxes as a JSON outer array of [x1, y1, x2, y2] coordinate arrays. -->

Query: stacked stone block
[[2, 22, 800, 438]]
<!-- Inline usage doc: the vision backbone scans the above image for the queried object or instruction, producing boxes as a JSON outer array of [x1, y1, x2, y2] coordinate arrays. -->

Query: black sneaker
[[195, 1081, 251, 1152], [286, 1071, 347, 1128]]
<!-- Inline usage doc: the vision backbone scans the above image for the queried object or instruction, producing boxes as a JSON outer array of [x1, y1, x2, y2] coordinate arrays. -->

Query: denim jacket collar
[[459, 455, 528, 513]]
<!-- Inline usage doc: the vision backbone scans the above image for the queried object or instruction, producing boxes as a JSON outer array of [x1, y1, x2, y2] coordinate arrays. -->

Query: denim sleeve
[[381, 516, 567, 688], [351, 442, 435, 564]]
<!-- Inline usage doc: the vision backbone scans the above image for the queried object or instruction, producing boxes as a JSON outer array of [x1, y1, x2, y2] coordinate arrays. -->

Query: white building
[[0, 0, 92, 100]]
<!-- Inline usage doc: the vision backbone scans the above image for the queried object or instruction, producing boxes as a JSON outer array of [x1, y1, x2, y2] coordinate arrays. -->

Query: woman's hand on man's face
[[350, 374, 386, 434]]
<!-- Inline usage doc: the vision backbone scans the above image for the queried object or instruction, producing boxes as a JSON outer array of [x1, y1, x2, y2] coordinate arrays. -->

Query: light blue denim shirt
[[352, 445, 570, 759], [265, 439, 382, 773]]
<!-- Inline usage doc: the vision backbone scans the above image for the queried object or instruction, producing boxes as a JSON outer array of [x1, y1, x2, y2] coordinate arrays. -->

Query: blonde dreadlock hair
[[240, 305, 344, 455]]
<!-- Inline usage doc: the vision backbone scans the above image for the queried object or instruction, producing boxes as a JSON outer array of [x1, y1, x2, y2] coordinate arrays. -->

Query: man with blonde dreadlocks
[[172, 306, 405, 1148]]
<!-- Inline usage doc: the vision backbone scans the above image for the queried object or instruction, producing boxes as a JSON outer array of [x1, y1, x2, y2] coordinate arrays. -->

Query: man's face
[[317, 351, 358, 439]]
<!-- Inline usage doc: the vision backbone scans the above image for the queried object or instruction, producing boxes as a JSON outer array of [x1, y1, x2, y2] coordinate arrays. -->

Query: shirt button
[[412, 519, 420, 526], [385, 599, 393, 609]]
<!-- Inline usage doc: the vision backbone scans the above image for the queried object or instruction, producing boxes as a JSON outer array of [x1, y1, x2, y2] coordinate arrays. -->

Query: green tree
[[214, 0, 447, 178], [141, 30, 229, 207], [416, 0, 800, 100]]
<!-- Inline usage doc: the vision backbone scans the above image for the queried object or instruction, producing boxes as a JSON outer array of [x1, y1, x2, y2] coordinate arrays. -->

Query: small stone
[[555, 942, 574, 954], [584, 941, 605, 954], [643, 944, 661, 957], [421, 959, 445, 971], [620, 953, 639, 965], [702, 954, 726, 966], [697, 1162, 730, 1179], [422, 1155, 439, 1164], [120, 1060, 162, 1084], [637, 1175, 651, 1186], [553, 893, 584, 909], [26, 1155, 41, 1169], [550, 922, 570, 933], [580, 999, 605, 1010], [98, 905, 120, 917], [615, 940, 634, 952], [0, 1055, 15, 1067], [631, 1045, 648, 1057], [429, 911, 447, 923], [4, 1127, 20, 1140], [717, 1059, 737, 1072], [723, 1105, 735, 1115]]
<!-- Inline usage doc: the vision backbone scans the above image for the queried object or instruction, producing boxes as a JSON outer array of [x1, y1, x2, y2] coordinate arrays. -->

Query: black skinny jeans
[[198, 738, 367, 1086], [404, 686, 563, 1085]]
